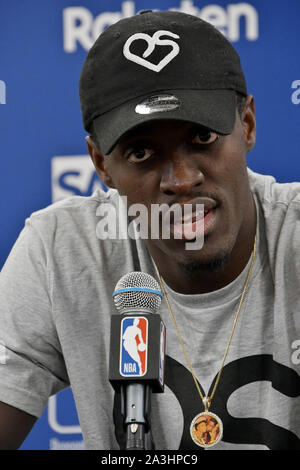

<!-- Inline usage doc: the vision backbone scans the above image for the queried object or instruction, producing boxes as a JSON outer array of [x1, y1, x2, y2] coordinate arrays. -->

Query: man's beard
[[177, 251, 231, 274]]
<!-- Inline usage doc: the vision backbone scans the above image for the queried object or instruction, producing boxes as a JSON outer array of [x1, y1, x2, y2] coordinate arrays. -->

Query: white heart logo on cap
[[123, 30, 180, 72]]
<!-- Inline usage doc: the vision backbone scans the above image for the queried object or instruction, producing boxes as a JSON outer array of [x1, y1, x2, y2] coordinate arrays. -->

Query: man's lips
[[162, 197, 218, 240], [164, 197, 217, 220], [172, 208, 217, 240]]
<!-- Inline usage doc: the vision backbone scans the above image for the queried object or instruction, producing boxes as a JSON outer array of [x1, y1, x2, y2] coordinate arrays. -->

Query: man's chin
[[177, 251, 231, 274]]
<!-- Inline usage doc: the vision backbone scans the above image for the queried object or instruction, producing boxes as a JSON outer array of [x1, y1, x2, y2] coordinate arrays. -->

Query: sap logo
[[63, 1, 259, 53], [51, 155, 107, 203], [0, 80, 6, 104], [291, 80, 300, 105]]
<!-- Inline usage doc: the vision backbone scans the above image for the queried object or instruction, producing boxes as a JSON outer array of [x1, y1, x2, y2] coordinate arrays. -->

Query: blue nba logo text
[[120, 317, 148, 377]]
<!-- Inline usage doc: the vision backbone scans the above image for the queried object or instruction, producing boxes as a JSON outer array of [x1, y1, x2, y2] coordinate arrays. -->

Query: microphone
[[109, 272, 166, 450]]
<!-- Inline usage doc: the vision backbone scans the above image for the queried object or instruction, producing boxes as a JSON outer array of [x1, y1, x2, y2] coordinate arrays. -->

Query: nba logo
[[120, 317, 148, 377]]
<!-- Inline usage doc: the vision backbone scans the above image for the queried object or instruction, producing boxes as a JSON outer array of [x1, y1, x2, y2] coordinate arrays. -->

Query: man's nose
[[160, 153, 205, 196]]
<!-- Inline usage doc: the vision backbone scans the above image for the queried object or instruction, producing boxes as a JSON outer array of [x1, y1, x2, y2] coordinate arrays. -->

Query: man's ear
[[241, 94, 256, 152], [85, 136, 115, 188]]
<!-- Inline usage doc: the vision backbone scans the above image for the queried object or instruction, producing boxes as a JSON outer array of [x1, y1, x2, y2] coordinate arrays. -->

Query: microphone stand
[[121, 383, 154, 450]]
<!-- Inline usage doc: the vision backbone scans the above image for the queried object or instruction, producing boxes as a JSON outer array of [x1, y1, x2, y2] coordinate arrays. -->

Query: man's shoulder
[[28, 189, 118, 223], [248, 168, 300, 270], [25, 188, 121, 244], [31, 188, 117, 217], [248, 168, 300, 208]]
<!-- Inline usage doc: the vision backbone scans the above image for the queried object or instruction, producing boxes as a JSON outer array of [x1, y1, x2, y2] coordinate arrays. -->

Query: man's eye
[[127, 148, 155, 163], [191, 131, 219, 144]]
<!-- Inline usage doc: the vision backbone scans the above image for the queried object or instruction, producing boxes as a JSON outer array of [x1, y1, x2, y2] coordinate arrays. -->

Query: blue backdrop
[[0, 0, 299, 449]]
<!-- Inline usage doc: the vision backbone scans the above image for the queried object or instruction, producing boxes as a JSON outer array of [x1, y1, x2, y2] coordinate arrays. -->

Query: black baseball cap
[[79, 10, 247, 155]]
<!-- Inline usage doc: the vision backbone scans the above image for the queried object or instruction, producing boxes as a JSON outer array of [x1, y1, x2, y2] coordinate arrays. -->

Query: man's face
[[95, 101, 255, 270]]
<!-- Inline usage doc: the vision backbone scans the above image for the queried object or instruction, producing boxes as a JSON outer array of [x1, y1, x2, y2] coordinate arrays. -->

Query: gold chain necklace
[[155, 234, 257, 448]]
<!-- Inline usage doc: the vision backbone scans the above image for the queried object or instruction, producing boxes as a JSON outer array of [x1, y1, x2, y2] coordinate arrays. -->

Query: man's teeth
[[180, 209, 208, 224]]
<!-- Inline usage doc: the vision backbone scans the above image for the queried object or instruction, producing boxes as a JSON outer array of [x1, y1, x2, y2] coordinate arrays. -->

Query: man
[[0, 10, 300, 450]]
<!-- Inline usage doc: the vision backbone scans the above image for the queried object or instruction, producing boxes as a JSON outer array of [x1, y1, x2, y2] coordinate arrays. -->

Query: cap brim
[[93, 89, 237, 155]]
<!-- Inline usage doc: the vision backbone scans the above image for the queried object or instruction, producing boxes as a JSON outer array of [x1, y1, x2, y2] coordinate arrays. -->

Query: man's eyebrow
[[116, 128, 157, 149], [119, 124, 155, 142], [117, 122, 215, 148], [116, 135, 151, 152]]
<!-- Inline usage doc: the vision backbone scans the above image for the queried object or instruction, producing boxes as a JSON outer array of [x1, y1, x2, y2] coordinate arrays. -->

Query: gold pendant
[[190, 411, 223, 448]]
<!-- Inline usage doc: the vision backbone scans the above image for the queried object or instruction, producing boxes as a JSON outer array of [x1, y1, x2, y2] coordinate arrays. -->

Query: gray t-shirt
[[0, 168, 300, 450]]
